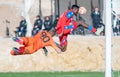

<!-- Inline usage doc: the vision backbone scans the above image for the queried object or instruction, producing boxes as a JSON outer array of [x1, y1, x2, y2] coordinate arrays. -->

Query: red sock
[[19, 47, 25, 54]]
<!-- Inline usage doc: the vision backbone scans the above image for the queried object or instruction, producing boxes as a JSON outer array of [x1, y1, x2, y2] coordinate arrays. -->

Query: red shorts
[[57, 21, 77, 46], [57, 21, 77, 35]]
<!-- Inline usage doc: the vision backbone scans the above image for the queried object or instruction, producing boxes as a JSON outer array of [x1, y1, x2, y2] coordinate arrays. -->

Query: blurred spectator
[[72, 26, 85, 35], [5, 20, 10, 37], [44, 16, 52, 31], [14, 16, 27, 37], [53, 15, 59, 29], [112, 11, 117, 36], [49, 15, 53, 22], [91, 7, 101, 29], [113, 14, 120, 36], [113, 25, 119, 36], [32, 15, 43, 36], [118, 15, 120, 35], [98, 19, 105, 36]]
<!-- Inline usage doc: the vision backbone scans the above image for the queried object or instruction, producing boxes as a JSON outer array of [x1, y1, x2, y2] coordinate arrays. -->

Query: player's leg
[[12, 37, 24, 45], [10, 47, 25, 55], [11, 37, 27, 55], [58, 34, 68, 52], [22, 45, 36, 54], [10, 45, 35, 56]]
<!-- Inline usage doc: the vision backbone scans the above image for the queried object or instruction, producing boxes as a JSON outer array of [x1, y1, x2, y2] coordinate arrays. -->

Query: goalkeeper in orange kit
[[10, 28, 61, 56]]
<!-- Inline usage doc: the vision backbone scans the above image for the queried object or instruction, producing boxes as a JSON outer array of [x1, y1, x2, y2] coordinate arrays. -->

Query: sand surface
[[0, 36, 120, 72]]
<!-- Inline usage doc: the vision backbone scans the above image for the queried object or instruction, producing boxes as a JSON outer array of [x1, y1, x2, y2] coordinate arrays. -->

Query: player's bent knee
[[61, 46, 67, 52]]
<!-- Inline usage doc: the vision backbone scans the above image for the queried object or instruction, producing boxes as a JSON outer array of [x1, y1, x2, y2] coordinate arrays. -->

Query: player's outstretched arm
[[56, 48, 62, 54], [78, 7, 104, 35], [76, 20, 104, 35], [51, 42, 62, 54], [42, 47, 48, 56]]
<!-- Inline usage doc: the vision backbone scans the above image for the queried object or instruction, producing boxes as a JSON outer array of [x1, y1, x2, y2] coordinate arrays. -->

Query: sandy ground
[[0, 36, 120, 72]]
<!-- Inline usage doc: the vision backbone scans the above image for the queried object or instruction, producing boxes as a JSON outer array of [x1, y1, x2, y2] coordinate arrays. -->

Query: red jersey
[[57, 10, 77, 35]]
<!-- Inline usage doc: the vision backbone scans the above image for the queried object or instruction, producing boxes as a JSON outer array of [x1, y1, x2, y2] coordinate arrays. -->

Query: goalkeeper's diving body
[[10, 29, 61, 56]]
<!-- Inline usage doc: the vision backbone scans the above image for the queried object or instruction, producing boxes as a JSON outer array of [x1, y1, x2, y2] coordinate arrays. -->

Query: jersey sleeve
[[66, 11, 74, 19], [60, 11, 74, 34]]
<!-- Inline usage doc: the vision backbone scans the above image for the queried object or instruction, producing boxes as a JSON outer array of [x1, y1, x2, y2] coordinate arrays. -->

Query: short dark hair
[[71, 5, 79, 9], [36, 15, 40, 18]]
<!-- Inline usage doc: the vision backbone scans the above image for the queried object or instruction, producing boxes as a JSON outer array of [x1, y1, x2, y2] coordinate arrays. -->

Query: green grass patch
[[0, 71, 119, 77]]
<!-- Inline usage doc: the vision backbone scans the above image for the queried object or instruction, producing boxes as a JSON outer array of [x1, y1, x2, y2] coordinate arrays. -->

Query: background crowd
[[13, 6, 120, 37]]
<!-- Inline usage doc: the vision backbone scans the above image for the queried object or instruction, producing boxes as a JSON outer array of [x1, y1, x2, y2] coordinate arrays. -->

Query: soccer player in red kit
[[56, 5, 104, 52]]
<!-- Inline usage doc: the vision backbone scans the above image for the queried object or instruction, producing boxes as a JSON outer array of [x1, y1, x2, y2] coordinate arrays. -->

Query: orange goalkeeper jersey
[[19, 30, 58, 54]]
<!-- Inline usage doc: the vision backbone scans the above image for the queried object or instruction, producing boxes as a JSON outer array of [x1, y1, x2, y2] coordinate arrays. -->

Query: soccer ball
[[78, 7, 87, 15]]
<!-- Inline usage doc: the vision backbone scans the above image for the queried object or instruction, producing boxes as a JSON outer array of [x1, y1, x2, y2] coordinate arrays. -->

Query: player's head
[[36, 15, 40, 19], [71, 5, 79, 15], [21, 16, 25, 20], [94, 7, 99, 12], [49, 28, 56, 37]]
